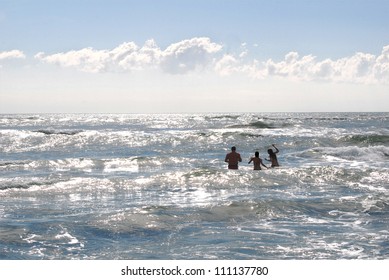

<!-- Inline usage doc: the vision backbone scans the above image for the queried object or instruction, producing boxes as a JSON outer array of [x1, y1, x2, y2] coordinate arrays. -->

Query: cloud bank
[[32, 38, 389, 84]]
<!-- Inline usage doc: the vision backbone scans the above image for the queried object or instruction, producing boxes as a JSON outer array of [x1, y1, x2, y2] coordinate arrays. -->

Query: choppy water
[[1, 112, 388, 259]]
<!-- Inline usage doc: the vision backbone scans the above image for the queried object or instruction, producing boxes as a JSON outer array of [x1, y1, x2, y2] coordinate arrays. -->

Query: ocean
[[0, 112, 388, 259]]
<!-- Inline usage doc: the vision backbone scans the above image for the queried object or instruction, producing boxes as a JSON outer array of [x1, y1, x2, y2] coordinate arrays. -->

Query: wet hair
[[231, 146, 236, 151], [255, 151, 259, 157]]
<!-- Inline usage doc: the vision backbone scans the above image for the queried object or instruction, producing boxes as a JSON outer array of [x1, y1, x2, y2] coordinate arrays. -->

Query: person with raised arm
[[266, 144, 280, 167]]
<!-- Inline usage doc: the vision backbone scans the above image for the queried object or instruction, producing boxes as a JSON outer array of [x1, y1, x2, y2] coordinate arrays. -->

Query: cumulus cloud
[[34, 38, 389, 84], [117, 40, 162, 71], [0, 50, 26, 60], [214, 54, 239, 76], [218, 45, 389, 84], [35, 48, 111, 73], [160, 37, 222, 73], [35, 37, 223, 74]]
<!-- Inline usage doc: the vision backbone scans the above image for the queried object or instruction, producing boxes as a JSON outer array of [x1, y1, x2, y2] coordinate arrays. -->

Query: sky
[[0, 0, 389, 113]]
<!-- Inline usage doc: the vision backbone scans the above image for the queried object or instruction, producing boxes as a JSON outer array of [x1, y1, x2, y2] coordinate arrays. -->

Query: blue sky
[[1, 0, 389, 113]]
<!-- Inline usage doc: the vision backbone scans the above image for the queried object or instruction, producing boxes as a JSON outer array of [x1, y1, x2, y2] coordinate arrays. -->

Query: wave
[[0, 157, 151, 177], [293, 145, 389, 164], [342, 134, 389, 145], [33, 129, 83, 136], [0, 161, 28, 168], [0, 115, 42, 121], [0, 178, 64, 191], [319, 145, 389, 161], [205, 115, 240, 120], [222, 131, 263, 138], [228, 121, 275, 129], [303, 117, 349, 121]]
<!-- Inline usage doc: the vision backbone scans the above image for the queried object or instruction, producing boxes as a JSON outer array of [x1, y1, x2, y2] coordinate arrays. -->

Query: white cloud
[[373, 45, 389, 83], [238, 42, 248, 58], [35, 37, 223, 74], [262, 52, 317, 80], [160, 37, 222, 74], [117, 40, 162, 71], [35, 48, 111, 73], [34, 38, 389, 84], [0, 50, 25, 60], [214, 54, 239, 76], [221, 45, 389, 84]]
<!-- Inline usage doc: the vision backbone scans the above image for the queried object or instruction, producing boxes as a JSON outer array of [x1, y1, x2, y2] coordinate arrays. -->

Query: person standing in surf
[[266, 144, 280, 167], [225, 146, 242, 169], [248, 151, 268, 170]]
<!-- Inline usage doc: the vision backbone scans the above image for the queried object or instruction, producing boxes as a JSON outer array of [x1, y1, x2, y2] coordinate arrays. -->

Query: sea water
[[0, 112, 388, 259]]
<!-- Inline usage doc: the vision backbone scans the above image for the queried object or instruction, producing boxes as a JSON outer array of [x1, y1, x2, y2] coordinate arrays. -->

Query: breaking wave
[[33, 129, 84, 136]]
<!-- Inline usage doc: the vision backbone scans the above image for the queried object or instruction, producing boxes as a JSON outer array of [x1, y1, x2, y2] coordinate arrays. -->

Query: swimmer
[[248, 151, 268, 170]]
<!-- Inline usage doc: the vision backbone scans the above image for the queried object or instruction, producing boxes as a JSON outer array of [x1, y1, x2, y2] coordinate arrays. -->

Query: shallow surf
[[1, 112, 388, 259]]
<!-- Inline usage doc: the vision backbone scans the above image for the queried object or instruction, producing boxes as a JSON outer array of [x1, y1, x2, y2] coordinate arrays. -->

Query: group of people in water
[[225, 144, 279, 170]]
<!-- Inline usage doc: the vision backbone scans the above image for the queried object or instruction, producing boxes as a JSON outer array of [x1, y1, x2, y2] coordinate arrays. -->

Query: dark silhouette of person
[[248, 151, 268, 170], [225, 146, 242, 169], [266, 144, 280, 167]]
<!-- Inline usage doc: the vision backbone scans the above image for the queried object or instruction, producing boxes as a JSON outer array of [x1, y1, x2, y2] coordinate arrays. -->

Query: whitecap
[[55, 231, 80, 245]]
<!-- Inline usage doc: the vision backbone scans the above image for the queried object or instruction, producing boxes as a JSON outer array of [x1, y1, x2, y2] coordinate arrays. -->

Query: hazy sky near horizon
[[1, 0, 389, 113]]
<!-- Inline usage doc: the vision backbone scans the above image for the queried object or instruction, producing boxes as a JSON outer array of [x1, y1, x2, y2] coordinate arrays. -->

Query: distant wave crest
[[33, 129, 83, 136]]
